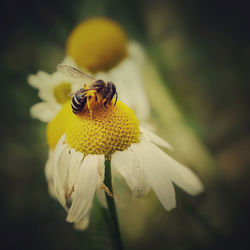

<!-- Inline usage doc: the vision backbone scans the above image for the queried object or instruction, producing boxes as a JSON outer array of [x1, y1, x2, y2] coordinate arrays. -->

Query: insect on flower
[[57, 64, 118, 115]]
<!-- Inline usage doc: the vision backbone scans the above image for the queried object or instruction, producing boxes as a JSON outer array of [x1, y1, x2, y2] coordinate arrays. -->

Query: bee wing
[[57, 64, 96, 86], [68, 88, 85, 97]]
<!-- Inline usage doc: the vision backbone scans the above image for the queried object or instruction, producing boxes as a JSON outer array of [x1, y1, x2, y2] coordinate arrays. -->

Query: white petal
[[128, 41, 146, 67], [27, 74, 41, 89], [147, 139, 204, 195], [64, 149, 84, 199], [74, 215, 90, 231], [28, 72, 48, 89], [38, 85, 56, 103], [52, 134, 70, 210], [112, 144, 151, 199], [139, 122, 157, 133], [30, 102, 61, 122], [95, 189, 107, 208], [28, 71, 54, 90], [145, 167, 176, 211], [140, 127, 173, 151], [136, 139, 176, 211], [45, 149, 54, 182], [66, 155, 105, 223], [61, 56, 78, 67], [44, 149, 57, 199], [110, 59, 151, 120]]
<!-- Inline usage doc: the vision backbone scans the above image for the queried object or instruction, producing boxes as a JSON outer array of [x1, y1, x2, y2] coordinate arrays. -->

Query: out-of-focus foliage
[[0, 0, 249, 250]]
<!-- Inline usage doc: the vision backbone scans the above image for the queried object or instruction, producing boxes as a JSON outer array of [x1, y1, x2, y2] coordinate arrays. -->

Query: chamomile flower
[[64, 17, 215, 179], [45, 98, 203, 229], [65, 17, 150, 121], [28, 68, 82, 122]]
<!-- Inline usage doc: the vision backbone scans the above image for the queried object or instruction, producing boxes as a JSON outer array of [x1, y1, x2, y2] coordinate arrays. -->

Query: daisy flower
[[64, 17, 216, 178], [28, 64, 83, 122], [65, 17, 151, 122], [45, 96, 203, 230]]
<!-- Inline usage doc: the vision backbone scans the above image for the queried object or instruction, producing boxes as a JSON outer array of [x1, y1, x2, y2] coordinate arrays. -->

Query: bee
[[57, 64, 118, 115]]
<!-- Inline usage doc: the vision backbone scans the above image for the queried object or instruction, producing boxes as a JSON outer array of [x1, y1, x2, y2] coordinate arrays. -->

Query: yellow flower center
[[66, 17, 128, 72], [46, 102, 72, 149], [53, 82, 71, 104], [46, 100, 140, 156]]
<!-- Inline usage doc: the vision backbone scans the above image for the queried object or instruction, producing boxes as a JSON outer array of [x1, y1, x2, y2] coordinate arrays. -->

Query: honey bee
[[57, 64, 118, 115]]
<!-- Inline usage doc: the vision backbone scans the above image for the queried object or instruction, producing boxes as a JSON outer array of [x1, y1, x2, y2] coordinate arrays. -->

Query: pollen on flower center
[[53, 82, 72, 104], [66, 100, 140, 156]]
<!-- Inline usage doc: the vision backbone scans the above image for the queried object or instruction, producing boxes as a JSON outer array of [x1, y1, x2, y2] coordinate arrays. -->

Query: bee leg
[[86, 96, 93, 118], [95, 94, 104, 109], [101, 102, 105, 109], [103, 100, 108, 108]]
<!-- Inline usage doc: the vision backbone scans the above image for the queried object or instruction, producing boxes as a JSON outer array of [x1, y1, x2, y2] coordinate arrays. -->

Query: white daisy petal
[[95, 189, 107, 208], [120, 59, 150, 121], [135, 139, 176, 210], [36, 71, 54, 84], [128, 41, 146, 67], [140, 127, 173, 151], [30, 102, 61, 122], [38, 85, 56, 103], [27, 74, 41, 89], [74, 215, 90, 231], [147, 139, 204, 195], [112, 144, 151, 199], [64, 149, 84, 199], [45, 149, 57, 199], [108, 58, 150, 121], [53, 134, 70, 210], [28, 71, 51, 89], [61, 55, 78, 67], [66, 155, 105, 223], [28, 65, 84, 123], [93, 42, 151, 122], [145, 167, 176, 211], [73, 202, 93, 224]]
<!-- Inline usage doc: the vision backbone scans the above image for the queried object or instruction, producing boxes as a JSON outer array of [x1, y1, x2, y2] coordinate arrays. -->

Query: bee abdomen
[[71, 95, 86, 114]]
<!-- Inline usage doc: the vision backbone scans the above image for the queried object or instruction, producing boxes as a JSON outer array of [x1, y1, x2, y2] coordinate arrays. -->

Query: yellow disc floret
[[66, 17, 128, 72], [53, 82, 71, 104], [66, 100, 140, 156], [46, 102, 72, 149]]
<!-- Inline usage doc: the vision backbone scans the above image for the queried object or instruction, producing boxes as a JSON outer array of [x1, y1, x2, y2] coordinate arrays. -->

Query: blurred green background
[[1, 0, 249, 249]]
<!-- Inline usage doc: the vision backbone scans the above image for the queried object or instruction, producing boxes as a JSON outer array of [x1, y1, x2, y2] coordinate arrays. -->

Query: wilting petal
[[66, 155, 105, 223], [135, 139, 176, 210], [64, 148, 84, 199], [112, 144, 151, 199], [95, 189, 107, 208], [74, 215, 90, 231], [45, 149, 57, 199], [53, 134, 70, 210]]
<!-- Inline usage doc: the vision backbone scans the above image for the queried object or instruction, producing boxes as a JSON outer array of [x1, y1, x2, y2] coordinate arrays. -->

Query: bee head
[[93, 80, 105, 92]]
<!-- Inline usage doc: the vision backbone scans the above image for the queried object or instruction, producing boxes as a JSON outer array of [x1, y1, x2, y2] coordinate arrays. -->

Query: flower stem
[[104, 159, 124, 250]]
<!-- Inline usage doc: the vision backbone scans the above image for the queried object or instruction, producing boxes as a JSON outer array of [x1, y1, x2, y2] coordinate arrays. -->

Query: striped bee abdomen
[[71, 94, 87, 114]]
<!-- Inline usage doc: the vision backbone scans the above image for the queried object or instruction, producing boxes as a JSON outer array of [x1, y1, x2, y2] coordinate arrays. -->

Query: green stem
[[104, 159, 124, 250]]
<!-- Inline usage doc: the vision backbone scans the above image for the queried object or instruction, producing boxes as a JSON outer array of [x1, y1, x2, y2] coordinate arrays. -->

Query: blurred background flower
[[28, 70, 83, 122], [0, 0, 249, 250]]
